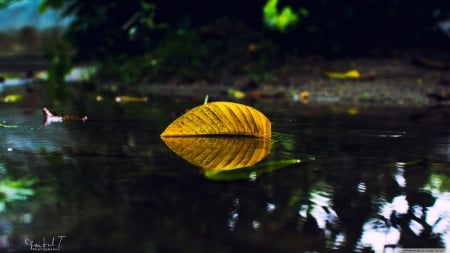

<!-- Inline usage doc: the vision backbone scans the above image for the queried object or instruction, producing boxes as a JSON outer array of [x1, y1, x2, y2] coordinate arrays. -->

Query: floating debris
[[115, 96, 148, 103], [42, 107, 87, 126]]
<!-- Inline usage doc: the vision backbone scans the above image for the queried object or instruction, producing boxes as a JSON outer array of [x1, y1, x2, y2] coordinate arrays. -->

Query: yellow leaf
[[298, 91, 311, 104], [3, 94, 22, 103], [160, 101, 271, 139], [347, 107, 359, 115], [161, 136, 270, 172], [325, 69, 360, 79]]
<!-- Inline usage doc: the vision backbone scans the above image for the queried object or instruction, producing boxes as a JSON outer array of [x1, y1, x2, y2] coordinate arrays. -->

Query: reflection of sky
[[303, 183, 345, 249], [217, 130, 450, 252], [426, 193, 450, 249], [359, 163, 450, 252], [224, 161, 450, 252], [0, 0, 72, 30], [364, 194, 450, 251]]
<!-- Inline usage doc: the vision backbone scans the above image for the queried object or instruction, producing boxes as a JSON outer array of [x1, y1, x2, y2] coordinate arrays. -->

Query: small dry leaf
[[115, 96, 148, 103], [299, 91, 311, 104], [160, 101, 271, 139], [161, 136, 270, 171], [325, 69, 360, 79]]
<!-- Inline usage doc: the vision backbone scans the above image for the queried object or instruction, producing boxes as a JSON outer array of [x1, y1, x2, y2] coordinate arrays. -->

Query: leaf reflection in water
[[161, 136, 271, 172]]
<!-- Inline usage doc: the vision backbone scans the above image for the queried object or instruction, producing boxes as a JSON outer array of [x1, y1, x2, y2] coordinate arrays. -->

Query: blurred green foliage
[[40, 0, 166, 61], [97, 20, 278, 83], [38, 0, 449, 85], [44, 40, 74, 101], [263, 0, 309, 32]]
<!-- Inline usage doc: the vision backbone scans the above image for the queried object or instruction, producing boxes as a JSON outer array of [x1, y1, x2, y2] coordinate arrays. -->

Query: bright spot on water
[[252, 220, 261, 230], [412, 205, 423, 219], [394, 164, 406, 188], [395, 173, 406, 188], [249, 171, 257, 181], [357, 182, 366, 193], [377, 131, 405, 138], [426, 193, 450, 234], [227, 198, 240, 231], [266, 203, 276, 213], [359, 219, 401, 253], [298, 204, 308, 218], [310, 191, 331, 207], [392, 195, 409, 215], [409, 220, 424, 236], [22, 213, 32, 224], [332, 233, 346, 250], [311, 206, 328, 229]]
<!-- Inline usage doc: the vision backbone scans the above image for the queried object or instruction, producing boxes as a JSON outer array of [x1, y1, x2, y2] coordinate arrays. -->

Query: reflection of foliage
[[0, 179, 35, 212], [271, 132, 297, 157], [425, 173, 450, 193]]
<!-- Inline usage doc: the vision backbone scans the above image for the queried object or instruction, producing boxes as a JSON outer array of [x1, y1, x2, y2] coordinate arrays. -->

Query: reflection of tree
[[218, 150, 450, 252], [358, 163, 449, 252]]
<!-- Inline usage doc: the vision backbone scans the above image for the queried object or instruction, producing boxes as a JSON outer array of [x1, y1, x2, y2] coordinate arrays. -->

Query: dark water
[[0, 94, 449, 253]]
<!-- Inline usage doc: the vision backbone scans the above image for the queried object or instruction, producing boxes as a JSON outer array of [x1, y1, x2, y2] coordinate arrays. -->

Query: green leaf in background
[[263, 0, 308, 32], [2, 94, 22, 103]]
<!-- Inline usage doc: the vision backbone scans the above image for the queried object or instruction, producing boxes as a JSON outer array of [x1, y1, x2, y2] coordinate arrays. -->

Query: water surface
[[0, 95, 449, 253]]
